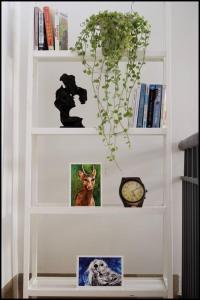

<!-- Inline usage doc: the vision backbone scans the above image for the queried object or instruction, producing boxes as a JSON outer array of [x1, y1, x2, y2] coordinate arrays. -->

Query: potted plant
[[71, 11, 151, 163]]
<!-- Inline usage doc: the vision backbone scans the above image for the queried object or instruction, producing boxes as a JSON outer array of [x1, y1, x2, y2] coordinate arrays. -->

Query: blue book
[[152, 85, 163, 127], [147, 84, 157, 128], [136, 83, 146, 127], [142, 85, 149, 128], [133, 85, 141, 127]]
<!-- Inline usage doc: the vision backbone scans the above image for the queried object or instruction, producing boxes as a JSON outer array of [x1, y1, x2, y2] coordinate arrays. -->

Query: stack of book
[[34, 6, 68, 51], [133, 83, 167, 128]]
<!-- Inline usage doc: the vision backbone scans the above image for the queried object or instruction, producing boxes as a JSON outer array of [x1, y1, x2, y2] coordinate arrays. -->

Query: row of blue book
[[132, 83, 167, 128]]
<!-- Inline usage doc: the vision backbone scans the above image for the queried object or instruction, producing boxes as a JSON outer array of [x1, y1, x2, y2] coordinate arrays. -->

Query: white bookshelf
[[23, 3, 173, 299]]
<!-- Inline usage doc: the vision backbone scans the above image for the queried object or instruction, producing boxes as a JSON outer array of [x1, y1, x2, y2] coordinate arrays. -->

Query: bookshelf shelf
[[33, 50, 166, 62], [31, 204, 166, 215], [28, 276, 167, 297], [32, 127, 167, 135]]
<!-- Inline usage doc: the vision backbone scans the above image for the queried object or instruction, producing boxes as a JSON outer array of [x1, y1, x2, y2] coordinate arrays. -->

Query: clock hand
[[131, 190, 137, 198], [134, 187, 142, 192]]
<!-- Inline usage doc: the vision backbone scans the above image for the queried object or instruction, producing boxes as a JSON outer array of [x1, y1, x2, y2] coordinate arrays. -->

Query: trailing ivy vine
[[71, 11, 151, 163]]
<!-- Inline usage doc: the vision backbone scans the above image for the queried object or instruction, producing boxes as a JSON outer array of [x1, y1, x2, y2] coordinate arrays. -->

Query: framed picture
[[77, 256, 124, 287], [70, 163, 102, 206]]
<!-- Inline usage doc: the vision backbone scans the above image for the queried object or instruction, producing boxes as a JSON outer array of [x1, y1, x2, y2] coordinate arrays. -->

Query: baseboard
[[1, 274, 23, 299], [1, 273, 181, 298], [173, 274, 182, 298]]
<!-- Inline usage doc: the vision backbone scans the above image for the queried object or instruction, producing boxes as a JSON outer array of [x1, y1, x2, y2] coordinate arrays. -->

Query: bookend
[[54, 74, 87, 127]]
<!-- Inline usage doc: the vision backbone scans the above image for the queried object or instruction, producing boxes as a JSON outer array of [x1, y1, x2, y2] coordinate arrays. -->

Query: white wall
[[5, 0, 198, 284]]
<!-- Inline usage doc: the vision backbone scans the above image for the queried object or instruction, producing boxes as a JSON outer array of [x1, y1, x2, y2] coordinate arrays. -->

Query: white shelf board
[[28, 276, 167, 297], [33, 50, 166, 62], [32, 127, 167, 135], [31, 204, 166, 215]]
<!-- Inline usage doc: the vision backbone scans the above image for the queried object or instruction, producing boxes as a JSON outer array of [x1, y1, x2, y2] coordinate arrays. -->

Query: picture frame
[[76, 256, 124, 287], [69, 163, 102, 207]]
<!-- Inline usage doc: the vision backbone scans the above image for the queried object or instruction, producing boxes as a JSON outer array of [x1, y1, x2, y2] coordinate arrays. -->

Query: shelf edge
[[31, 128, 167, 135], [30, 206, 167, 215]]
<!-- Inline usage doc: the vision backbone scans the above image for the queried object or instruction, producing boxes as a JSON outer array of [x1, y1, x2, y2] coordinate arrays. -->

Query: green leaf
[[86, 69, 92, 75], [74, 10, 151, 162]]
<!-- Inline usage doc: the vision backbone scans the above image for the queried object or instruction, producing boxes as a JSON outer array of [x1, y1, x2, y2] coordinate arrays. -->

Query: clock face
[[121, 180, 145, 203]]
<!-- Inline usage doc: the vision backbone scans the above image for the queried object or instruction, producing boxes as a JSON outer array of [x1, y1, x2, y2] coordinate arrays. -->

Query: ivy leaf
[[86, 69, 92, 75], [73, 10, 150, 162]]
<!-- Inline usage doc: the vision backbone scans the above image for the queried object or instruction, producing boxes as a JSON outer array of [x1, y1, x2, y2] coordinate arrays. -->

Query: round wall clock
[[119, 177, 147, 207]]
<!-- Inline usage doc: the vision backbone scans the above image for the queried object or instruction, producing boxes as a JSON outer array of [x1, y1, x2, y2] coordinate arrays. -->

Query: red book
[[43, 6, 54, 50]]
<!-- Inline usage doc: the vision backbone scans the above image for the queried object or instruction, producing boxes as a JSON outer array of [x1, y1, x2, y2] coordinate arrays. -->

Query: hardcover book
[[142, 85, 149, 128], [137, 83, 146, 127], [38, 8, 44, 50], [54, 10, 59, 50], [38, 9, 48, 50], [147, 84, 157, 128], [59, 12, 68, 50], [152, 84, 162, 128], [43, 6, 54, 50], [133, 84, 141, 128], [160, 85, 167, 128], [34, 7, 39, 50]]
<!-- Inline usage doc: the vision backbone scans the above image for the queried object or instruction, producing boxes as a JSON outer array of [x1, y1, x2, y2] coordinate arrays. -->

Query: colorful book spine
[[34, 7, 39, 50], [38, 9, 45, 50], [142, 85, 149, 128], [54, 10, 60, 50], [152, 84, 163, 128], [133, 85, 141, 127], [43, 6, 54, 50], [59, 13, 68, 50], [137, 83, 146, 127], [147, 84, 157, 128], [160, 85, 167, 128]]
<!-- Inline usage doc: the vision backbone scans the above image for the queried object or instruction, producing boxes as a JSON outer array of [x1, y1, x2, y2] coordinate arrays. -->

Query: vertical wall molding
[[2, 2, 14, 288]]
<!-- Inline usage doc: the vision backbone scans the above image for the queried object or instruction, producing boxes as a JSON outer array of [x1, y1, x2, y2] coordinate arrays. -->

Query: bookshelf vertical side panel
[[31, 135, 39, 279], [23, 4, 34, 298], [32, 57, 39, 127], [163, 2, 173, 298]]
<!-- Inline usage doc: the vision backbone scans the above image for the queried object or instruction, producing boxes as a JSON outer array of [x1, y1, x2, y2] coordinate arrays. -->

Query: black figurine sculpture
[[54, 74, 87, 128]]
